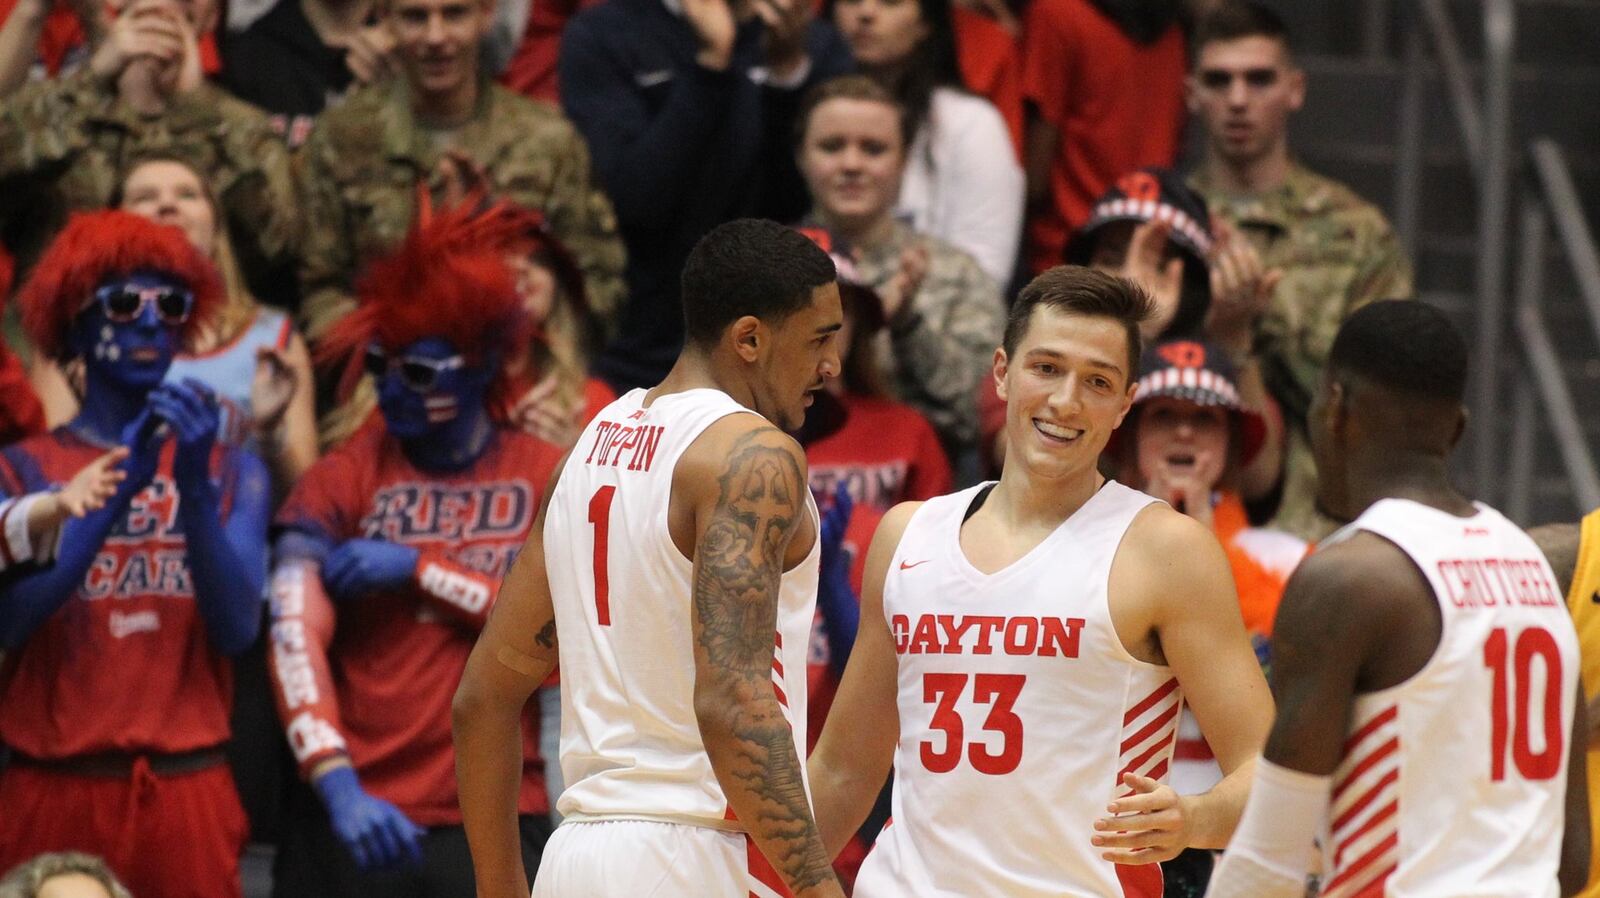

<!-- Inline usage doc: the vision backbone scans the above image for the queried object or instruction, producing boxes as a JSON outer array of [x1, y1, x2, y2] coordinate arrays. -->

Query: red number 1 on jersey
[[1483, 626, 1564, 781], [589, 486, 616, 626]]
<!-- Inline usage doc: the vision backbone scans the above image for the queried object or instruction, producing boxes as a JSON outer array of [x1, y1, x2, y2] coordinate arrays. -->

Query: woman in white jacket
[[828, 0, 1024, 287]]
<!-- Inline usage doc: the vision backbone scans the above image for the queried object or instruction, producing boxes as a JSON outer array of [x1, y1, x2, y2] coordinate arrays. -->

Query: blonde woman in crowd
[[797, 74, 1004, 475], [116, 154, 317, 497], [0, 852, 133, 898]]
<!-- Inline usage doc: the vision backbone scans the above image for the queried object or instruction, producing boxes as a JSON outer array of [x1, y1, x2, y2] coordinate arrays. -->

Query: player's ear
[[1286, 64, 1307, 113], [1326, 379, 1351, 441], [1449, 406, 1468, 450], [992, 347, 1009, 402], [1112, 379, 1137, 430], [728, 315, 762, 364]]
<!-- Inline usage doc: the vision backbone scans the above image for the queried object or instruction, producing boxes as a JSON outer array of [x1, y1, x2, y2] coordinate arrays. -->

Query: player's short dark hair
[[682, 219, 837, 348], [1193, 1, 1293, 57], [1327, 300, 1467, 404], [1002, 266, 1154, 379]]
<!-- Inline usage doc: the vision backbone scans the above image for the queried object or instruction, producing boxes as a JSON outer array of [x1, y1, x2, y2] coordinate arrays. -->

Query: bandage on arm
[[1204, 758, 1330, 898]]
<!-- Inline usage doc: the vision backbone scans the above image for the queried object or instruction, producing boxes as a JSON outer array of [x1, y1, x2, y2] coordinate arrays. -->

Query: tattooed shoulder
[[692, 426, 805, 674]]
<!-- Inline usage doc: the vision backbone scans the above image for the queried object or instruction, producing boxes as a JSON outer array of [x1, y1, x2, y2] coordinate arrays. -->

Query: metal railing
[[1397, 1, 1598, 518], [1505, 139, 1600, 519]]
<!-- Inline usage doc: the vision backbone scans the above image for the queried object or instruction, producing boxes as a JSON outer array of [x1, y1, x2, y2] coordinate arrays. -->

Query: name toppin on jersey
[[583, 419, 666, 471]]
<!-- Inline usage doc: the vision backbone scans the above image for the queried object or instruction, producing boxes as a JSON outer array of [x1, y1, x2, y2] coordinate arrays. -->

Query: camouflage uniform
[[0, 68, 298, 299], [295, 78, 625, 447], [846, 219, 1005, 466], [1193, 162, 1414, 541]]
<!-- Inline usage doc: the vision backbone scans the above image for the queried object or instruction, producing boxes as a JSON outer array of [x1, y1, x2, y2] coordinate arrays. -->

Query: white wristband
[[1204, 758, 1330, 898]]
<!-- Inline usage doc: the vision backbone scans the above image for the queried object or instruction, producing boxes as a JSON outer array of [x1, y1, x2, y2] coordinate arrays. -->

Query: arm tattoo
[[695, 429, 803, 672], [693, 428, 835, 892], [534, 618, 557, 650]]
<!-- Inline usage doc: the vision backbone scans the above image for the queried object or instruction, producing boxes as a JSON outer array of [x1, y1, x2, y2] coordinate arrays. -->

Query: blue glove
[[322, 539, 420, 601], [816, 484, 859, 673], [313, 765, 425, 871], [147, 379, 219, 480], [117, 406, 166, 491], [819, 483, 853, 586]]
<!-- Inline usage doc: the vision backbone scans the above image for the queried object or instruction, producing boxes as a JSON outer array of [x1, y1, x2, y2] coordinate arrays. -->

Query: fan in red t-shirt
[[269, 198, 564, 895], [1020, 0, 1188, 272]]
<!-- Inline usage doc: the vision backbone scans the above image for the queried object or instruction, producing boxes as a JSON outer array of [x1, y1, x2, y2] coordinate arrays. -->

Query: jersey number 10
[[1482, 625, 1564, 782]]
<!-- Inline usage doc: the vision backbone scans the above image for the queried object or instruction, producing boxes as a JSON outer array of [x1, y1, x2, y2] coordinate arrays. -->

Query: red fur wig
[[318, 193, 535, 402], [19, 210, 224, 362]]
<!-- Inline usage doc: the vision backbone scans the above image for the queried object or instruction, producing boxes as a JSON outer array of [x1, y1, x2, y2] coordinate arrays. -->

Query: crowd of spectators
[[0, 0, 1414, 893]]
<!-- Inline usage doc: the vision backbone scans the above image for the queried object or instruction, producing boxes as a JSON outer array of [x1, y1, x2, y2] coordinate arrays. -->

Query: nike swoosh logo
[[899, 559, 931, 570]]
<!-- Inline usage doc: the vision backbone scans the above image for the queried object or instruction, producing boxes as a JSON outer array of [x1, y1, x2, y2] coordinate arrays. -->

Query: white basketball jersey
[[854, 480, 1177, 898], [544, 388, 820, 828], [1317, 499, 1579, 898]]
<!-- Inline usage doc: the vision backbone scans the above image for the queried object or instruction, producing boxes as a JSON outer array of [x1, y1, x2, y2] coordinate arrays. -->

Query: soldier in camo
[[1188, 1, 1412, 544], [812, 218, 1004, 476], [296, 0, 625, 448], [0, 0, 297, 302]]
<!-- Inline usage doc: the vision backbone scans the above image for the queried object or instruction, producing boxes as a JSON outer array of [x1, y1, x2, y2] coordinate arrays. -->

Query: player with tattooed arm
[[1206, 302, 1589, 898], [454, 218, 847, 898]]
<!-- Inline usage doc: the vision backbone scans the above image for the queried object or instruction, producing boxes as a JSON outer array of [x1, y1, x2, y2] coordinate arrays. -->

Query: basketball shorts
[[532, 819, 793, 898]]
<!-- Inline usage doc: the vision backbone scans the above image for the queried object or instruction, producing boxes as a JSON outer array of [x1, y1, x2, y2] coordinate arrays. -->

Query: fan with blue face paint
[[1, 250, 270, 657], [0, 209, 273, 898]]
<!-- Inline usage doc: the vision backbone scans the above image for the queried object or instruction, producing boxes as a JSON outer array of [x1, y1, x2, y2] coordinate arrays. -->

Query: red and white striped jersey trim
[[771, 630, 793, 727], [1322, 704, 1400, 898], [1116, 676, 1181, 798], [745, 832, 795, 898]]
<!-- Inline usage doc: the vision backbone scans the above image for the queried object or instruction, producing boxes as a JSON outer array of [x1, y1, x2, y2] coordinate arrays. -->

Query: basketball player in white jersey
[[453, 219, 849, 898], [1206, 300, 1591, 898], [808, 266, 1275, 897]]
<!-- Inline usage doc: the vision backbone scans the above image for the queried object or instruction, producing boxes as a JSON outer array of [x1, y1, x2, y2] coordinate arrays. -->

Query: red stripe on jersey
[[774, 630, 784, 649], [1331, 769, 1399, 834], [745, 833, 795, 898], [1120, 700, 1180, 755], [1340, 868, 1395, 898], [773, 680, 788, 707], [772, 656, 785, 678], [1118, 732, 1175, 783], [1114, 859, 1164, 897], [1342, 705, 1397, 756], [1324, 833, 1398, 897], [1335, 801, 1398, 867], [1123, 677, 1179, 727], [1144, 758, 1169, 783], [1333, 738, 1398, 799]]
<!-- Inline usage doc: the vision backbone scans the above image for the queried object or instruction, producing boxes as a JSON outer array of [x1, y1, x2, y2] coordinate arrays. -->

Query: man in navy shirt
[[559, 0, 851, 391]]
